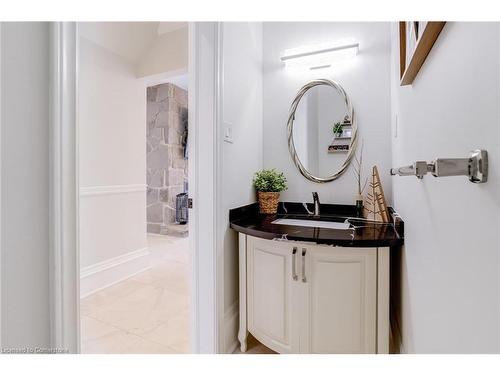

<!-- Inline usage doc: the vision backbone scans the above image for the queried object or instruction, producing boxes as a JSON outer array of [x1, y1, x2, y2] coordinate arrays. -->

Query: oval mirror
[[287, 79, 358, 183]]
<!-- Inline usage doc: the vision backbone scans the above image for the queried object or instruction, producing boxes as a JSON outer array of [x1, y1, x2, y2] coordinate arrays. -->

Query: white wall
[[75, 23, 189, 295], [136, 27, 188, 78], [78, 22, 158, 64], [78, 36, 148, 293], [1, 22, 51, 348], [79, 38, 146, 189], [79, 22, 188, 82], [220, 22, 263, 352], [263, 22, 392, 204], [390, 22, 500, 353]]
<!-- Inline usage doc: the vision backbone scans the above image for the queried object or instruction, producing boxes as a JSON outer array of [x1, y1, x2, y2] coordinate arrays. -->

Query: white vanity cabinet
[[238, 234, 390, 354], [246, 235, 300, 353], [302, 244, 377, 353]]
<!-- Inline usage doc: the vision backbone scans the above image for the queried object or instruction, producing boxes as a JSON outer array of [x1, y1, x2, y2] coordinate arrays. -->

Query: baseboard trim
[[224, 300, 240, 353], [80, 184, 147, 197], [80, 247, 151, 298]]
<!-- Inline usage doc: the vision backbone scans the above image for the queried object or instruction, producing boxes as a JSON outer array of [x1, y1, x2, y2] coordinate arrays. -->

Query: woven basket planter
[[258, 192, 280, 214]]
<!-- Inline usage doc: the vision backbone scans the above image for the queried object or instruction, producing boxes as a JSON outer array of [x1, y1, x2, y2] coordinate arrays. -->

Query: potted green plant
[[253, 169, 288, 214], [333, 122, 343, 137]]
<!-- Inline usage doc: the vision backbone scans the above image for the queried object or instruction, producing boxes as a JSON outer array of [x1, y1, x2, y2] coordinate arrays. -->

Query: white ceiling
[[79, 22, 187, 64], [157, 22, 187, 35], [142, 72, 188, 90], [163, 73, 188, 90]]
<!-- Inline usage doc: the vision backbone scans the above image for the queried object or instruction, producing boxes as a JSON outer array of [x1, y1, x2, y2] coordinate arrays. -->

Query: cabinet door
[[247, 236, 300, 353], [303, 246, 377, 353]]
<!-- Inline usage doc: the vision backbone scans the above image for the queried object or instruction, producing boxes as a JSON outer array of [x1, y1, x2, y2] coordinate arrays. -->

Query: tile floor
[[80, 233, 275, 354], [81, 234, 191, 354]]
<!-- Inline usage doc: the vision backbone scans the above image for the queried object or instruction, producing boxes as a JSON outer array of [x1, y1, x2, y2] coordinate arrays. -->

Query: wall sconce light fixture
[[281, 40, 359, 70]]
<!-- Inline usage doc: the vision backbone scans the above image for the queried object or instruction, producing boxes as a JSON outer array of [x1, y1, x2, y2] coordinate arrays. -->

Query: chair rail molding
[[79, 184, 147, 197], [49, 22, 79, 353]]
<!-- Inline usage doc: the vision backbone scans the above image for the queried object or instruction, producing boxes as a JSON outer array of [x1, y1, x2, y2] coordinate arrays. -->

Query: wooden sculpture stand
[[363, 166, 390, 223]]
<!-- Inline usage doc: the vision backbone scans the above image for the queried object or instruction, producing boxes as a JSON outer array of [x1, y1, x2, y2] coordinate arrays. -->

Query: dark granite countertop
[[229, 202, 404, 248]]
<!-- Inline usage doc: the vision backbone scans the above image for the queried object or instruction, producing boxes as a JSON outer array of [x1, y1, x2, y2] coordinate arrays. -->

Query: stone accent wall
[[146, 83, 188, 235]]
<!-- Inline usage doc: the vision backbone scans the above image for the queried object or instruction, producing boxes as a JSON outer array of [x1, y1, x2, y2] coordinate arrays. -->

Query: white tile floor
[[80, 235, 191, 354], [80, 233, 275, 354]]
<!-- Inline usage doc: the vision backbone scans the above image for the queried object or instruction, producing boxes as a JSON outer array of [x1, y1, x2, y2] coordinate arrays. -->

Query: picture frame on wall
[[399, 21, 446, 86]]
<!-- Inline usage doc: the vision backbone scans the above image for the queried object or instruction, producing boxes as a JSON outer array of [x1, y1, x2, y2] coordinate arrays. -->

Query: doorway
[[50, 21, 221, 354], [77, 22, 192, 353]]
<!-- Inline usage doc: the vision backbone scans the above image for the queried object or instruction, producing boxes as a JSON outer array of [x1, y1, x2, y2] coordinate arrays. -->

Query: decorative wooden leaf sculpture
[[363, 166, 390, 222]]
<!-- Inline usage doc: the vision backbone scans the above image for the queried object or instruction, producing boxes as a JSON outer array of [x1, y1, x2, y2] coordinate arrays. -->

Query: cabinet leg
[[238, 329, 248, 352], [238, 233, 248, 353], [377, 247, 390, 354]]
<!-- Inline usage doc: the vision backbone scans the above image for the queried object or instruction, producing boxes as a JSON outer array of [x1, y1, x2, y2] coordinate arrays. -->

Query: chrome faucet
[[312, 192, 320, 217]]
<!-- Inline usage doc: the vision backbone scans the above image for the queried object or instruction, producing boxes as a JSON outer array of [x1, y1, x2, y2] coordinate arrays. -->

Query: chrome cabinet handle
[[292, 247, 298, 281], [301, 248, 307, 283]]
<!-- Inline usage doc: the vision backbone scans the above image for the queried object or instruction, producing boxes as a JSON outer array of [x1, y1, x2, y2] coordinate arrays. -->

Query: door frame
[[0, 22, 3, 349], [49, 21, 223, 353], [49, 22, 79, 353], [188, 21, 224, 353]]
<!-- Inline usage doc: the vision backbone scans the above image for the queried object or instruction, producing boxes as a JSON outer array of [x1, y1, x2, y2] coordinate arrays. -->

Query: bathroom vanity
[[229, 78, 404, 353], [230, 202, 404, 354]]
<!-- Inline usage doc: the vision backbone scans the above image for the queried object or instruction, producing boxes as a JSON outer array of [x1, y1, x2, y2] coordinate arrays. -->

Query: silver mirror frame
[[286, 79, 358, 183]]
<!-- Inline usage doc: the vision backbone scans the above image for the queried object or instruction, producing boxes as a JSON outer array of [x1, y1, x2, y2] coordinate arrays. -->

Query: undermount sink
[[271, 218, 351, 230]]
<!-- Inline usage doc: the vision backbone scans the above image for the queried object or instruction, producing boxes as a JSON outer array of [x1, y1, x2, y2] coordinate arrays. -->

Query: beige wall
[[137, 27, 188, 78], [78, 37, 147, 270]]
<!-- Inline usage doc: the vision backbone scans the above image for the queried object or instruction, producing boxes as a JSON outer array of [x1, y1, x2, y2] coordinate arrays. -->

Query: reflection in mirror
[[292, 84, 349, 178], [287, 79, 358, 183]]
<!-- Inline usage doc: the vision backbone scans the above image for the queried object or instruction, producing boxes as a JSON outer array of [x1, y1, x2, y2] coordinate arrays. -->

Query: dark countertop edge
[[229, 202, 404, 248], [230, 221, 403, 248]]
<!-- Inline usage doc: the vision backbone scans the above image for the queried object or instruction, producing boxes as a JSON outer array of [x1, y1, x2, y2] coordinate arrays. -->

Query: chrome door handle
[[292, 247, 298, 281], [301, 248, 307, 283]]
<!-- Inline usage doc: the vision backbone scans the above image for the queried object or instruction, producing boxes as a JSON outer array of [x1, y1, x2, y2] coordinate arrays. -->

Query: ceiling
[[157, 22, 187, 35], [142, 72, 188, 90], [79, 22, 187, 64]]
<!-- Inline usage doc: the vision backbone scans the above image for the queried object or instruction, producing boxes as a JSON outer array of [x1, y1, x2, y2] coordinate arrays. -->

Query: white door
[[247, 236, 300, 353], [302, 245, 377, 353]]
